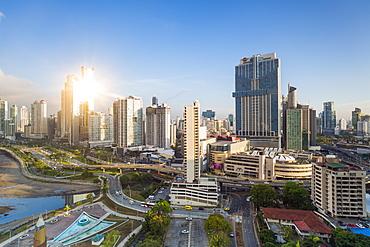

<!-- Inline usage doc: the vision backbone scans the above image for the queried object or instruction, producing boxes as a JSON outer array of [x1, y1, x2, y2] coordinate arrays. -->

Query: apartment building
[[312, 161, 366, 218]]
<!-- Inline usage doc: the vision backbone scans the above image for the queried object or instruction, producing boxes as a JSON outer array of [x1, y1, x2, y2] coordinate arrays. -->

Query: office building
[[312, 160, 366, 218], [59, 66, 95, 145], [233, 53, 281, 147], [113, 96, 143, 147], [224, 150, 312, 180], [30, 100, 47, 138], [283, 85, 314, 150], [321, 101, 336, 135], [202, 110, 215, 120], [146, 99, 171, 149], [352, 108, 364, 131]]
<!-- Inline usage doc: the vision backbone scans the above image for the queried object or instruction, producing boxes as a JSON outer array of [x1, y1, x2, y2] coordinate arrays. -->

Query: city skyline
[[1, 1, 370, 119]]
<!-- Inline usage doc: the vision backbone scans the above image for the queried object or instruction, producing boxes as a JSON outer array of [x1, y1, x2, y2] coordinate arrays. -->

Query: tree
[[264, 242, 278, 247], [331, 230, 370, 247], [258, 229, 276, 245], [64, 205, 71, 215], [204, 214, 232, 234], [137, 239, 162, 247], [86, 193, 94, 204], [208, 231, 232, 247], [301, 234, 326, 247], [282, 181, 310, 209], [282, 225, 295, 242], [151, 199, 172, 216], [250, 184, 277, 208]]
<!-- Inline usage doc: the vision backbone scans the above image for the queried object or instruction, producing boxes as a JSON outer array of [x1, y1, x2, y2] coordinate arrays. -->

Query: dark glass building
[[233, 53, 281, 147]]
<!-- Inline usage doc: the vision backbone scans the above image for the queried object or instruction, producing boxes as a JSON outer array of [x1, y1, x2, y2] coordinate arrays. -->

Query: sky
[[1, 0, 370, 120]]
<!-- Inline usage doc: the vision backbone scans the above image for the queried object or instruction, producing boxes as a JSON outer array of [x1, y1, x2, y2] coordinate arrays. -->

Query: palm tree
[[64, 205, 71, 215], [86, 193, 94, 204]]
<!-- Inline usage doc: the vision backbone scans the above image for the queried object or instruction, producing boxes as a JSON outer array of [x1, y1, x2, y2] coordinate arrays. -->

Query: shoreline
[[0, 152, 99, 232]]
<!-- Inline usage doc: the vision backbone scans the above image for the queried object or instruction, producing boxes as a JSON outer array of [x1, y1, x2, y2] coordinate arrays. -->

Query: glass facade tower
[[233, 53, 281, 147]]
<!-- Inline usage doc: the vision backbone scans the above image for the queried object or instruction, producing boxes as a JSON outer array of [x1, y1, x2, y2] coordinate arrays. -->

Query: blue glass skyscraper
[[232, 53, 281, 147]]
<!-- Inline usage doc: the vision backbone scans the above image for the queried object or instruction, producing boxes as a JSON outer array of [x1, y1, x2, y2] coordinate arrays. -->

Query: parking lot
[[164, 218, 208, 247]]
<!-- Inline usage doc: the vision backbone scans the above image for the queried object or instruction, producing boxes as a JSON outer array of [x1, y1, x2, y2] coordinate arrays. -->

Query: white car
[[186, 217, 192, 221], [181, 230, 189, 234], [249, 181, 255, 184]]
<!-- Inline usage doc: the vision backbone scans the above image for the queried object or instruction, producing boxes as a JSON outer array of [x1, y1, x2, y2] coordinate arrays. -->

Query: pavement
[[1, 198, 144, 247]]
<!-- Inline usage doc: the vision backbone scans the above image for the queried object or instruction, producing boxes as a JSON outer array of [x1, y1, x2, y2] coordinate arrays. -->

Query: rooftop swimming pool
[[52, 211, 115, 245]]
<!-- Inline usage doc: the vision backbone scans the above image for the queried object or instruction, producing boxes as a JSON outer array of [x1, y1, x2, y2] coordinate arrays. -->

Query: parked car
[[198, 207, 204, 210], [230, 232, 234, 237], [181, 230, 189, 234], [186, 217, 192, 221]]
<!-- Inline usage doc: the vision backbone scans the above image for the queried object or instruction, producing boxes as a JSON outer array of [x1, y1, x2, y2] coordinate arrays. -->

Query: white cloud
[[0, 69, 46, 108], [0, 12, 5, 21]]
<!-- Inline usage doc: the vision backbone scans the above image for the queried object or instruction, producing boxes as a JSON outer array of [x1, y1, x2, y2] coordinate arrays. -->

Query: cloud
[[0, 12, 5, 21], [0, 69, 46, 108]]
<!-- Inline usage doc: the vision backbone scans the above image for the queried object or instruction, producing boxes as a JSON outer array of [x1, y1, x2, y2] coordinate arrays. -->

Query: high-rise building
[[312, 160, 366, 218], [146, 98, 171, 149], [31, 100, 47, 138], [339, 118, 346, 130], [183, 100, 201, 183], [321, 101, 336, 135], [88, 112, 113, 147], [20, 106, 29, 132], [352, 108, 364, 131], [113, 96, 143, 147], [202, 110, 215, 120], [59, 66, 95, 145], [233, 53, 281, 147], [170, 100, 219, 207], [0, 99, 9, 138], [283, 85, 314, 150]]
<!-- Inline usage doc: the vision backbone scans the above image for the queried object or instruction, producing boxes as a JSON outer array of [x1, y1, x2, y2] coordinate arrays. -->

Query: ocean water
[[0, 196, 65, 230]]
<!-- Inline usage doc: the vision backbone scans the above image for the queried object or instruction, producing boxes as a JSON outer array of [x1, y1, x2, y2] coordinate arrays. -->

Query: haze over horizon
[[1, 1, 370, 120]]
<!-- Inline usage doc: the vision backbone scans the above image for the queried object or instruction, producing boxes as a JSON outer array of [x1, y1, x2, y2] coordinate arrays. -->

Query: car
[[158, 191, 163, 194], [186, 217, 192, 221], [181, 230, 189, 234], [224, 208, 230, 211], [348, 223, 356, 228], [184, 205, 192, 210], [249, 181, 254, 184], [198, 207, 204, 210], [230, 232, 234, 237], [172, 207, 177, 210]]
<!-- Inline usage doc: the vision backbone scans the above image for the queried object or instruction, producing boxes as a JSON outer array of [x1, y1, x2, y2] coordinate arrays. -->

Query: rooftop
[[327, 162, 347, 168], [261, 207, 333, 235]]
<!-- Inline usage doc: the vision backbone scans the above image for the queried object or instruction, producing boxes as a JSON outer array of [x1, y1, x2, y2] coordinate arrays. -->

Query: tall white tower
[[20, 106, 29, 132], [183, 100, 201, 183], [31, 100, 47, 137]]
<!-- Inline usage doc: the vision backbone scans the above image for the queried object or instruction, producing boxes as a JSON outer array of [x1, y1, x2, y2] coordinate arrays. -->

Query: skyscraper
[[59, 66, 95, 145], [146, 98, 171, 149], [321, 101, 336, 135], [20, 106, 29, 132], [0, 99, 9, 138], [233, 53, 281, 147], [113, 96, 143, 147], [31, 100, 47, 138], [183, 100, 201, 183], [352, 108, 364, 131]]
